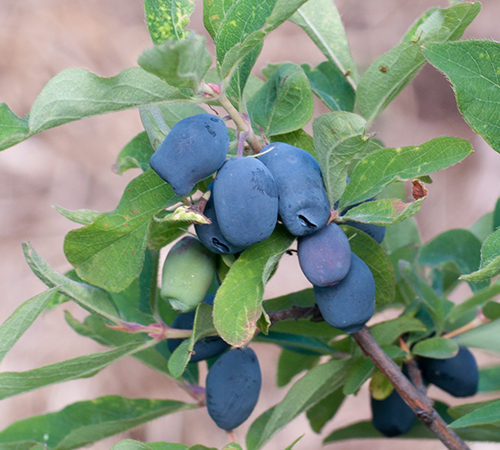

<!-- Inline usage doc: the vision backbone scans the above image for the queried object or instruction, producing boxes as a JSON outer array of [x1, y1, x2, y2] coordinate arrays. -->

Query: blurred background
[[1, 0, 500, 449]]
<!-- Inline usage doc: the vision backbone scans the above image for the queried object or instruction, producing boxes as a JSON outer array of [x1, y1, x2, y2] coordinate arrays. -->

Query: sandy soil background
[[1, 0, 500, 449]]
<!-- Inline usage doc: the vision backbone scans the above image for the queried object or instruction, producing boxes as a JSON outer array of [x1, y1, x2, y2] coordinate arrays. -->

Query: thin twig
[[353, 327, 470, 450]]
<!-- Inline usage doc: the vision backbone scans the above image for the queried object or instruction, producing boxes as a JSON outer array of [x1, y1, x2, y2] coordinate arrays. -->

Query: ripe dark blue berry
[[213, 157, 278, 248], [167, 294, 229, 363], [206, 347, 262, 430], [194, 184, 246, 255], [371, 387, 416, 437], [314, 253, 375, 333], [150, 114, 229, 196], [298, 222, 351, 287], [418, 346, 478, 397], [258, 142, 330, 236]]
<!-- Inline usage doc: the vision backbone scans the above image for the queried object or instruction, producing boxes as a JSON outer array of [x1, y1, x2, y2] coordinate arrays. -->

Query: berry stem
[[353, 327, 470, 450]]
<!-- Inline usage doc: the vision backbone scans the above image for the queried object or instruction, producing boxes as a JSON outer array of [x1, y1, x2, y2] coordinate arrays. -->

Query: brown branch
[[353, 327, 470, 450], [267, 304, 323, 326]]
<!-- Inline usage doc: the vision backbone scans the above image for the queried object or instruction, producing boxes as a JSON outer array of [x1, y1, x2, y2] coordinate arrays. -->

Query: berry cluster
[[150, 113, 388, 430]]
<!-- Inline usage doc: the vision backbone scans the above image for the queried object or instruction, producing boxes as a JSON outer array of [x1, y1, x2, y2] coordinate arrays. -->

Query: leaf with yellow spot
[[338, 136, 473, 210], [145, 0, 195, 44]]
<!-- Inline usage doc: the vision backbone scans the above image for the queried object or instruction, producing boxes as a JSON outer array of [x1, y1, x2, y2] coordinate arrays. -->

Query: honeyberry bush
[[2, 0, 500, 449]]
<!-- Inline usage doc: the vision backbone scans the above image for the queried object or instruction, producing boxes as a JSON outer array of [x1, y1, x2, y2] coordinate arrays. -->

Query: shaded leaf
[[144, 0, 195, 43], [424, 39, 500, 154], [306, 388, 344, 434], [479, 365, 500, 393], [22, 243, 119, 321], [412, 337, 458, 359], [254, 331, 333, 355], [370, 316, 426, 346], [213, 225, 295, 346], [357, 3, 480, 126], [454, 320, 500, 353], [64, 170, 183, 292], [290, 0, 359, 84], [246, 63, 314, 136], [0, 341, 154, 401], [276, 350, 320, 388], [0, 289, 58, 364], [339, 137, 473, 209], [139, 33, 212, 91], [270, 129, 315, 157], [301, 61, 355, 112], [470, 211, 494, 243], [449, 400, 500, 428], [461, 228, 500, 283], [114, 132, 154, 175], [0, 397, 196, 450]]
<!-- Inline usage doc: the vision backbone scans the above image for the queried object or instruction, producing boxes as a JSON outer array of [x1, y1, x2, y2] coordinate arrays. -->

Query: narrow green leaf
[[461, 228, 500, 283], [247, 359, 351, 450], [339, 197, 426, 226], [0, 289, 58, 364], [111, 440, 188, 450], [0, 103, 29, 151], [254, 331, 333, 355], [339, 137, 473, 209], [479, 365, 500, 393], [29, 68, 188, 136], [449, 400, 500, 428], [213, 225, 295, 346], [114, 132, 154, 175], [290, 0, 359, 84], [420, 228, 488, 293], [22, 243, 119, 321], [203, 0, 237, 41], [53, 205, 101, 226], [412, 337, 458, 359], [454, 320, 500, 353], [168, 303, 217, 378], [139, 33, 212, 91], [343, 357, 376, 395], [399, 261, 445, 334], [341, 225, 396, 305], [0, 341, 153, 401], [144, 0, 195, 43], [0, 397, 196, 450], [424, 40, 500, 154], [312, 112, 369, 206], [246, 63, 314, 137], [357, 3, 480, 126], [301, 62, 355, 112], [470, 211, 494, 243], [276, 350, 320, 388], [370, 316, 427, 346], [306, 389, 344, 434], [64, 170, 183, 292]]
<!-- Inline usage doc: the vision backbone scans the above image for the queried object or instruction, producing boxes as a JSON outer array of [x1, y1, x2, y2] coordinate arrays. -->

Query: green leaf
[[203, 0, 236, 41], [341, 225, 396, 305], [306, 389, 344, 434], [412, 337, 459, 359], [254, 331, 334, 355], [479, 365, 500, 393], [0, 341, 154, 401], [270, 129, 315, 157], [470, 211, 494, 243], [0, 397, 196, 450], [29, 68, 188, 136], [370, 316, 427, 346], [301, 62, 355, 112], [357, 3, 480, 126], [53, 205, 101, 226], [449, 400, 500, 428], [246, 63, 314, 136], [399, 261, 445, 334], [420, 229, 488, 292], [22, 243, 119, 321], [454, 320, 500, 353], [144, 0, 195, 43], [338, 137, 473, 209], [424, 40, 500, 154], [111, 440, 189, 450], [114, 132, 154, 175], [139, 33, 212, 91], [342, 357, 376, 396], [461, 228, 500, 283], [217, 0, 310, 98], [64, 170, 183, 292], [213, 225, 295, 346], [246, 358, 351, 450], [168, 303, 217, 378], [339, 197, 426, 226], [483, 301, 500, 321], [312, 112, 369, 206], [222, 443, 242, 450], [0, 103, 29, 152], [290, 0, 358, 84], [0, 289, 58, 364], [148, 221, 189, 252], [276, 350, 320, 388]]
